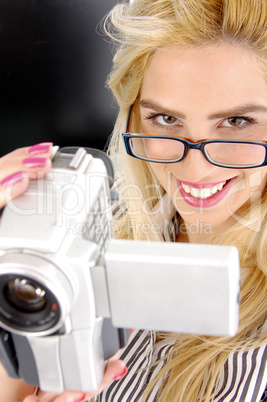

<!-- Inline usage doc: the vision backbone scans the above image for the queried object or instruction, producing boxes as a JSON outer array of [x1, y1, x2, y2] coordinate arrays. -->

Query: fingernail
[[28, 142, 53, 155], [113, 366, 127, 381], [0, 171, 24, 186], [23, 157, 48, 168], [74, 393, 86, 402]]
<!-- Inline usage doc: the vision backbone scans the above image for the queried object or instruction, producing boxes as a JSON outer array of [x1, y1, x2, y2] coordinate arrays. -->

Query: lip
[[179, 179, 227, 189], [177, 177, 236, 208]]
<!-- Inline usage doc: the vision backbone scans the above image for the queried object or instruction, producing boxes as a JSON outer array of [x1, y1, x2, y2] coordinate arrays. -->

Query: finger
[[20, 142, 53, 179], [0, 142, 53, 166], [21, 156, 52, 180], [0, 143, 53, 184], [22, 397, 39, 402], [0, 173, 29, 210], [0, 143, 53, 209], [27, 143, 54, 156], [26, 359, 127, 402], [37, 391, 88, 402], [22, 390, 84, 402], [83, 358, 128, 400]]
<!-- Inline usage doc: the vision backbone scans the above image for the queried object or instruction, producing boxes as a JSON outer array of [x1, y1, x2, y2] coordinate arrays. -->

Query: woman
[[0, 0, 266, 401]]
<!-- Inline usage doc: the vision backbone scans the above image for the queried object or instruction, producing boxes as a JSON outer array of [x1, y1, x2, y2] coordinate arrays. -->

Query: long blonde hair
[[104, 1, 267, 400]]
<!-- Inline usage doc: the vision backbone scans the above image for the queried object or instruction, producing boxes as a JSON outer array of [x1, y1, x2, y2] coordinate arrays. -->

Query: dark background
[[0, 0, 118, 156]]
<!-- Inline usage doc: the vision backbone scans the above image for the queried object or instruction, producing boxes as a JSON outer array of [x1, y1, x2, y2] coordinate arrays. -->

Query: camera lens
[[0, 273, 61, 333], [4, 278, 47, 313], [0, 253, 72, 335]]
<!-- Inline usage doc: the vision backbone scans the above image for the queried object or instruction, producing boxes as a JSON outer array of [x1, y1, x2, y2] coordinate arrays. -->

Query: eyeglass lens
[[129, 137, 266, 167]]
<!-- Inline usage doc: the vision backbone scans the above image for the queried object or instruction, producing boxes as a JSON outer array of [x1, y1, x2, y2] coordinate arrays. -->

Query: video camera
[[0, 147, 240, 392]]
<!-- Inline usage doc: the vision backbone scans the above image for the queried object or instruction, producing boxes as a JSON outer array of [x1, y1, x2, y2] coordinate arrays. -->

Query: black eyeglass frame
[[122, 133, 267, 169]]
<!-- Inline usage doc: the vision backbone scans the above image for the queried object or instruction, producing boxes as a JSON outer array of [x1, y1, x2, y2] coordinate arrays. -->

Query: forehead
[[141, 44, 267, 110]]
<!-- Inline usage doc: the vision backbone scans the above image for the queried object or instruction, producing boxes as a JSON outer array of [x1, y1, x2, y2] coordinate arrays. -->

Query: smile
[[181, 181, 226, 199], [177, 178, 235, 208]]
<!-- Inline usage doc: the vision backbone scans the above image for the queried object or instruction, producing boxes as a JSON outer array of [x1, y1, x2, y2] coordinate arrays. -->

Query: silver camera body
[[0, 147, 240, 393]]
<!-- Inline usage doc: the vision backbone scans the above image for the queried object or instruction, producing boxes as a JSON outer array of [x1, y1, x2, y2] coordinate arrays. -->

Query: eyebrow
[[139, 99, 267, 120], [139, 99, 186, 119], [208, 104, 267, 119]]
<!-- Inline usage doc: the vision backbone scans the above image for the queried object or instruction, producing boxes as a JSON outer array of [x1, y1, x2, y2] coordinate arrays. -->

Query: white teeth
[[181, 181, 226, 199], [182, 184, 191, 193], [217, 182, 224, 191]]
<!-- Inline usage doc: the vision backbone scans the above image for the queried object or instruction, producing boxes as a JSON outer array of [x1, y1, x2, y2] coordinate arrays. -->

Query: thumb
[[84, 358, 127, 400], [104, 358, 127, 384]]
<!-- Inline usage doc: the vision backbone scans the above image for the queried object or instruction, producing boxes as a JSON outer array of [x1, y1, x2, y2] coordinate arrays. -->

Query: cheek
[[149, 164, 177, 195], [243, 167, 267, 194], [227, 168, 267, 210], [261, 168, 267, 188], [149, 163, 166, 182]]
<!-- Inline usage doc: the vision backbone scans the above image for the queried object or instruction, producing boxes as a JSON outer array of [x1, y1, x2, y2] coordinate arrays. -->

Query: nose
[[175, 147, 216, 181]]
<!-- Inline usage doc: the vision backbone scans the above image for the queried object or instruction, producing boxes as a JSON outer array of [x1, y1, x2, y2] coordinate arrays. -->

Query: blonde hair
[[104, 1, 267, 400]]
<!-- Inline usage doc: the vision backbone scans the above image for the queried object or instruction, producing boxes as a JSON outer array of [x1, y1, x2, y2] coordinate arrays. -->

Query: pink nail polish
[[74, 393, 86, 402], [113, 366, 128, 381], [0, 171, 24, 186], [28, 142, 53, 155], [23, 157, 48, 168]]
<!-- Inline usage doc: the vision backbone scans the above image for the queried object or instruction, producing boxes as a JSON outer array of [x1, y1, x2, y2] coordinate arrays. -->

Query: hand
[[22, 357, 127, 402], [0, 142, 53, 209]]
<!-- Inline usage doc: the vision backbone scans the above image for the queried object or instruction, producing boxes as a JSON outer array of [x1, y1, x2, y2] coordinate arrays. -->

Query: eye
[[161, 115, 178, 125], [221, 117, 248, 127], [148, 113, 181, 127]]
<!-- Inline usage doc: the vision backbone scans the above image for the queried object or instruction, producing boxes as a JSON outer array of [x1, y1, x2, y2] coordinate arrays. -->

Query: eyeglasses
[[122, 134, 267, 169]]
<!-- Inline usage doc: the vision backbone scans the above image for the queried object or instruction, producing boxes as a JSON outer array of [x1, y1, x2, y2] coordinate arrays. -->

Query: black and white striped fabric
[[99, 329, 267, 402]]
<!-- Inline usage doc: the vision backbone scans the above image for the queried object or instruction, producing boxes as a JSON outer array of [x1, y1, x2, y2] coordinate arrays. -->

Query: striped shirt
[[99, 329, 267, 402]]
